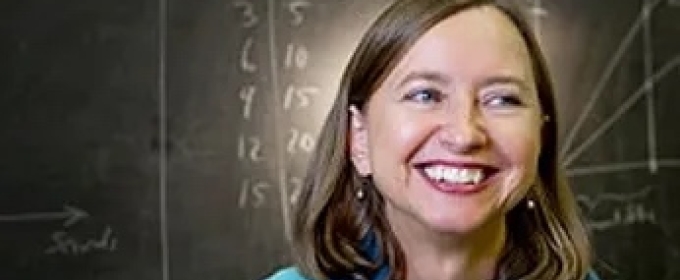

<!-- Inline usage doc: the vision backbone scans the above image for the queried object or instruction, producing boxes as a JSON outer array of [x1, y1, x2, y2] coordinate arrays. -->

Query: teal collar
[[353, 232, 600, 280]]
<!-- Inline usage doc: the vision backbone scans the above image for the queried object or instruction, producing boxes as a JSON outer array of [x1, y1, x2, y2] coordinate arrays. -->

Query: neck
[[388, 208, 506, 280]]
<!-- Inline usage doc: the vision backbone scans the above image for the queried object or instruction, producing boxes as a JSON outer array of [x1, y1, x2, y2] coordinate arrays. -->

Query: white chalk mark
[[527, 0, 547, 45], [0, 205, 89, 227], [586, 203, 656, 231], [577, 187, 656, 231], [577, 186, 652, 209], [157, 0, 169, 278], [563, 54, 680, 167], [560, 0, 664, 158], [642, 0, 658, 173], [241, 37, 257, 73], [567, 159, 680, 177], [267, 0, 292, 242], [45, 226, 118, 256]]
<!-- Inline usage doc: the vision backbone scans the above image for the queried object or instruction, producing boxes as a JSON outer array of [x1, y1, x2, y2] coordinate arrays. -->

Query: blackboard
[[0, 0, 678, 279]]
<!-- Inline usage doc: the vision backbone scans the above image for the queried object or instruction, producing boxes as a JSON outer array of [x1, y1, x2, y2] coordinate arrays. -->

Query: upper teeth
[[423, 166, 484, 184]]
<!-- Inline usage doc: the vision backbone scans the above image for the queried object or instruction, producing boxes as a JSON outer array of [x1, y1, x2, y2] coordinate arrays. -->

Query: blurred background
[[0, 0, 678, 279]]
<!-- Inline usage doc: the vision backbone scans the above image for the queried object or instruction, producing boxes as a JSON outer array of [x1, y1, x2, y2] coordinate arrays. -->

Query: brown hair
[[291, 0, 592, 279]]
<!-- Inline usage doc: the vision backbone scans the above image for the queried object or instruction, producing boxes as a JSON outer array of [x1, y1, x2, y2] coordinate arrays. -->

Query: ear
[[349, 105, 372, 176]]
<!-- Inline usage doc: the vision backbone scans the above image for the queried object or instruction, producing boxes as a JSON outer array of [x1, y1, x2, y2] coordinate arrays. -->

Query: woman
[[267, 0, 599, 279]]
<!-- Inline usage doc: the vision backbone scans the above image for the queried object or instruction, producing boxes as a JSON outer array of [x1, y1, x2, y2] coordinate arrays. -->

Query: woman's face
[[350, 6, 544, 234]]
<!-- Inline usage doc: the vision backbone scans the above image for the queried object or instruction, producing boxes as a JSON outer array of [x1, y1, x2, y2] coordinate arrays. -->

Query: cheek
[[489, 120, 542, 201], [490, 119, 541, 167], [367, 106, 434, 181]]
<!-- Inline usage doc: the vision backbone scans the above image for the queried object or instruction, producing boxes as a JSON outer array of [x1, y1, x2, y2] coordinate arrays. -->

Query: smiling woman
[[265, 0, 599, 280]]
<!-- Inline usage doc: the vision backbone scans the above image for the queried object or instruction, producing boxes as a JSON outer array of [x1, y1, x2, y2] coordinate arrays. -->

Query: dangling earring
[[543, 114, 551, 123], [356, 188, 365, 200], [357, 176, 370, 200], [526, 198, 536, 209]]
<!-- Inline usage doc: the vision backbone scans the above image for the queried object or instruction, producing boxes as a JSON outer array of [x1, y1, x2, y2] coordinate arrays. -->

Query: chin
[[420, 213, 488, 235]]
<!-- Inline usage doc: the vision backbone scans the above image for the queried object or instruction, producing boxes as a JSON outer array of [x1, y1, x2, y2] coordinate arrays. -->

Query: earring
[[527, 198, 536, 209], [356, 188, 365, 200], [357, 176, 371, 200], [542, 114, 551, 123]]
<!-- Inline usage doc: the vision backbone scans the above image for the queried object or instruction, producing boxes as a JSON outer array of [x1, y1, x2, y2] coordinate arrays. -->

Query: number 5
[[288, 0, 310, 26]]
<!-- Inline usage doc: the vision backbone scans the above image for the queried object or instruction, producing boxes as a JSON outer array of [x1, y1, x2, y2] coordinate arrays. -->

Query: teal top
[[266, 232, 602, 280], [264, 266, 602, 280]]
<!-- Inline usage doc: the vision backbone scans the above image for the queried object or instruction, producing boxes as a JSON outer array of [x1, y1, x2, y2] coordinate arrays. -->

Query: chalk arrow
[[0, 205, 89, 227]]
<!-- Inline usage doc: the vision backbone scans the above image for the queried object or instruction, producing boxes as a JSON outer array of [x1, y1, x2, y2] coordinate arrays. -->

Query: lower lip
[[417, 169, 493, 195]]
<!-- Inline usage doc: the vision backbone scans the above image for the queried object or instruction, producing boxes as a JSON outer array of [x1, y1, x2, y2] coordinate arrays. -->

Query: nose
[[437, 107, 488, 153]]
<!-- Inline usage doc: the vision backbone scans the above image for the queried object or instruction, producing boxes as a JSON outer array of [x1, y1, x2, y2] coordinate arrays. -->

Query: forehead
[[383, 6, 534, 87]]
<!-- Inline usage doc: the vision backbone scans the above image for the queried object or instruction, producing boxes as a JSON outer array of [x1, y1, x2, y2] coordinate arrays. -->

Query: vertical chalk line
[[642, 0, 658, 173], [267, 0, 292, 242], [158, 0, 170, 278]]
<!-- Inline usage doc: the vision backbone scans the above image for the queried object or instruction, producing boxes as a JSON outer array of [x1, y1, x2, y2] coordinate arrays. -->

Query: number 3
[[233, 1, 259, 28]]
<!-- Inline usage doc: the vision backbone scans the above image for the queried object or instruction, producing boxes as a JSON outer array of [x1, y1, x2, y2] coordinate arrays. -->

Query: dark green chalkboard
[[0, 0, 678, 279]]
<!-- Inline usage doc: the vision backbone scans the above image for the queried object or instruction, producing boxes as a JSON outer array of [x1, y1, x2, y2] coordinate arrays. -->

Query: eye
[[481, 89, 525, 108], [484, 95, 523, 107], [403, 88, 444, 104]]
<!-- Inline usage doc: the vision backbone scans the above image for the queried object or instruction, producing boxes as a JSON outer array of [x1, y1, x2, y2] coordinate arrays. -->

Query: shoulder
[[263, 266, 312, 280]]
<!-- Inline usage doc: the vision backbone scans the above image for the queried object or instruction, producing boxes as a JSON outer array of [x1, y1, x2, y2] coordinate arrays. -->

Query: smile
[[423, 166, 484, 184], [415, 162, 498, 194]]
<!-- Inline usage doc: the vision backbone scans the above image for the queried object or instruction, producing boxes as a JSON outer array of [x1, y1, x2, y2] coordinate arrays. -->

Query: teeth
[[423, 166, 484, 184]]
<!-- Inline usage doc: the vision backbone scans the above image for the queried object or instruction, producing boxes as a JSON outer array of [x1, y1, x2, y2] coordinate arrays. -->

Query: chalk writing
[[239, 85, 256, 120], [578, 187, 657, 231], [240, 37, 257, 73], [238, 134, 264, 162], [283, 85, 319, 110], [276, 0, 317, 241], [288, 0, 311, 26], [588, 203, 657, 231], [233, 1, 259, 28], [288, 176, 303, 205], [287, 128, 315, 155], [44, 226, 117, 256], [284, 43, 309, 70], [238, 179, 272, 208]]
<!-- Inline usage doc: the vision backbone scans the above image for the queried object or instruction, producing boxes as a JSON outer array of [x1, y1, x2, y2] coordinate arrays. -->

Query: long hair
[[291, 0, 592, 279]]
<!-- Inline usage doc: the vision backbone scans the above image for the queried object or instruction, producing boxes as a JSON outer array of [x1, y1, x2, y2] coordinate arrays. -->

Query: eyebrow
[[397, 71, 532, 92], [397, 70, 452, 88], [479, 76, 532, 92]]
